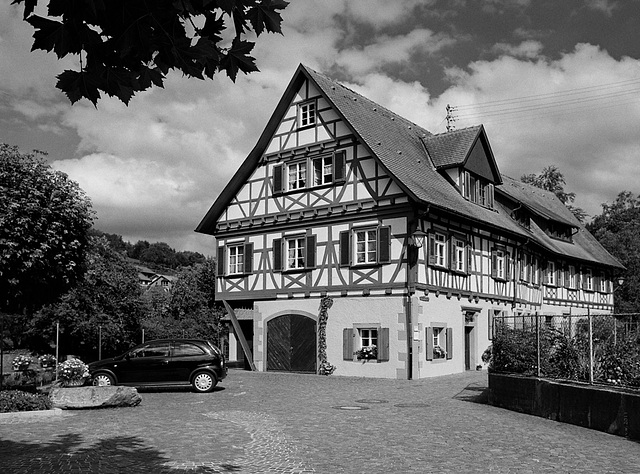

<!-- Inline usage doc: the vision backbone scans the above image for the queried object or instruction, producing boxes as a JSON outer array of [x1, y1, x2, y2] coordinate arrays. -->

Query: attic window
[[461, 170, 494, 209], [546, 222, 573, 243], [298, 100, 316, 128]]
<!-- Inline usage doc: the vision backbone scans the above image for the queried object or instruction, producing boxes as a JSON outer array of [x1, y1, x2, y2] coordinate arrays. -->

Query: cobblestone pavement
[[1, 369, 640, 473]]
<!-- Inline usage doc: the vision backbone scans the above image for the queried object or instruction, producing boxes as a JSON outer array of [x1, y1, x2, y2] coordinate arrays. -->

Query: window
[[287, 161, 307, 190], [286, 236, 306, 270], [228, 244, 244, 275], [130, 342, 171, 358], [546, 261, 556, 286], [313, 156, 333, 185], [273, 235, 316, 272], [272, 151, 346, 194], [426, 326, 452, 361], [451, 237, 467, 273], [582, 267, 594, 291], [428, 232, 447, 268], [566, 265, 577, 289], [491, 249, 507, 281], [173, 343, 205, 357], [599, 271, 608, 293], [298, 101, 316, 127], [532, 257, 540, 285], [461, 170, 494, 209], [217, 242, 253, 276], [520, 253, 530, 282], [342, 327, 389, 361], [339, 226, 391, 267]]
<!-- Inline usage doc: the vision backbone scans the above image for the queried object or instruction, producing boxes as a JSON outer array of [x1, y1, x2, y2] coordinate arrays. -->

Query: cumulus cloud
[[491, 40, 544, 59]]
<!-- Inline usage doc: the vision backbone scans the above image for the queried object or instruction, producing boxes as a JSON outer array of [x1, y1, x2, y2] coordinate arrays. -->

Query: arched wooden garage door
[[267, 314, 316, 373]]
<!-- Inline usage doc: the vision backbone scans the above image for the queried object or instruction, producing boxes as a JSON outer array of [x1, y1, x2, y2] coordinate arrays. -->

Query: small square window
[[299, 101, 316, 127]]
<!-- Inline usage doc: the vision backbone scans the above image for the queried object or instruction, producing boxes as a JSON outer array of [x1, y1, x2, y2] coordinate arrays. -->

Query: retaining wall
[[488, 373, 640, 441]]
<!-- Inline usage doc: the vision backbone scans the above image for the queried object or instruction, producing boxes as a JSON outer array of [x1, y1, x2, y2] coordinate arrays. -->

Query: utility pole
[[446, 104, 457, 132]]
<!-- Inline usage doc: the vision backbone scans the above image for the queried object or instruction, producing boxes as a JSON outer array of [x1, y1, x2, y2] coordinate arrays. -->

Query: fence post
[[588, 308, 593, 385], [536, 312, 541, 378]]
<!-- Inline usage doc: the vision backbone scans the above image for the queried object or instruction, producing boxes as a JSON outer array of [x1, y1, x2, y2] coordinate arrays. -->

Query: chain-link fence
[[489, 311, 640, 389]]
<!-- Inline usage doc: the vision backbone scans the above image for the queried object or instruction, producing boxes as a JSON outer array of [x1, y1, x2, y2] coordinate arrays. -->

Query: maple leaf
[[220, 38, 258, 82], [11, 0, 37, 20], [56, 70, 101, 106], [27, 15, 71, 58], [137, 66, 165, 90], [246, 0, 288, 36]]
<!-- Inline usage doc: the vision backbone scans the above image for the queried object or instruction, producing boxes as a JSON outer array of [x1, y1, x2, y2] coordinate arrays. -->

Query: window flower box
[[355, 345, 378, 361]]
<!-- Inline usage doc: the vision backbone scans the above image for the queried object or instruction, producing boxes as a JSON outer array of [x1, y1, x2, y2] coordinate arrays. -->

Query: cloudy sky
[[2, 0, 639, 255]]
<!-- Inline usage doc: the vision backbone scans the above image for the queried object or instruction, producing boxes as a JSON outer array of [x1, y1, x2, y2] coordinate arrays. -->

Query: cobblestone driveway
[[1, 370, 639, 473]]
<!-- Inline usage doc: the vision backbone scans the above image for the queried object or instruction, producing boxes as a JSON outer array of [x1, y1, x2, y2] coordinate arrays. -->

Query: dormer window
[[298, 100, 316, 128], [461, 170, 494, 209], [546, 222, 573, 242]]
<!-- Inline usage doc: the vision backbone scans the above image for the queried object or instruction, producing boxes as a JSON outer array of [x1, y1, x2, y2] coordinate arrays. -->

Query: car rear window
[[173, 343, 205, 357]]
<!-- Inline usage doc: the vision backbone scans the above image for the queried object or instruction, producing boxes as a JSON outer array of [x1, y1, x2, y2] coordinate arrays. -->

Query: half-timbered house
[[196, 64, 623, 379]]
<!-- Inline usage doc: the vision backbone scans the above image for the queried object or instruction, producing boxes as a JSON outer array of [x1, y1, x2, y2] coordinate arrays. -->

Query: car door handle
[[161, 360, 169, 364]]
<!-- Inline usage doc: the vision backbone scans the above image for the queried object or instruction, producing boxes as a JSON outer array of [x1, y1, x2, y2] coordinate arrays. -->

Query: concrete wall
[[488, 373, 640, 441]]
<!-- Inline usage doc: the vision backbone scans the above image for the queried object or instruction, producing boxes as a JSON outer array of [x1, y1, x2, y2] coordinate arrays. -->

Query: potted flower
[[355, 345, 378, 361], [57, 358, 90, 387], [39, 354, 57, 369], [12, 355, 32, 371], [433, 345, 447, 359]]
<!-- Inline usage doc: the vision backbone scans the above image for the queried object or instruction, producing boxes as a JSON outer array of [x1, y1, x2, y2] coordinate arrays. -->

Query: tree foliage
[[13, 0, 289, 106], [0, 144, 94, 315], [29, 236, 145, 359], [587, 191, 640, 313], [521, 165, 587, 222]]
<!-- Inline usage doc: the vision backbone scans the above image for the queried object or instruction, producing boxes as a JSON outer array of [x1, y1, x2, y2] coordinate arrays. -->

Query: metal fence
[[490, 311, 640, 389]]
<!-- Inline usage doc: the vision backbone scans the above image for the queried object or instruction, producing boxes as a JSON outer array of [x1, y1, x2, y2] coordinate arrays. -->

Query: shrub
[[0, 390, 52, 413], [57, 358, 89, 386]]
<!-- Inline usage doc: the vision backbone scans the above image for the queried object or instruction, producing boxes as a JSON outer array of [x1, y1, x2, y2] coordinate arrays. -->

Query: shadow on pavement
[[0, 433, 238, 473], [453, 382, 490, 404]]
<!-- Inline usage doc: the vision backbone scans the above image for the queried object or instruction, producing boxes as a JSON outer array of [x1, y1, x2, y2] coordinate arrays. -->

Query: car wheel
[[92, 373, 115, 387], [192, 371, 217, 393]]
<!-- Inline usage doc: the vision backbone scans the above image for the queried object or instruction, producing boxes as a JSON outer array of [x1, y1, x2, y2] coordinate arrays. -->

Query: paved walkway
[[1, 369, 639, 473]]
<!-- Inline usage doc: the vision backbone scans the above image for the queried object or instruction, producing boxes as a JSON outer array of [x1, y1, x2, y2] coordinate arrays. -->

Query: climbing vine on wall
[[317, 296, 336, 375]]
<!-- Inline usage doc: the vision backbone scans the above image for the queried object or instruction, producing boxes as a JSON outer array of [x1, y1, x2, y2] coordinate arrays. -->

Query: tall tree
[[12, 0, 289, 105], [29, 236, 145, 359], [586, 191, 640, 313], [0, 144, 94, 317], [521, 165, 587, 222]]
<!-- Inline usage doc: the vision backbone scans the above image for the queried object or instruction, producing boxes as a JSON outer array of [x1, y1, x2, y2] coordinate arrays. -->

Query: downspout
[[405, 212, 420, 380]]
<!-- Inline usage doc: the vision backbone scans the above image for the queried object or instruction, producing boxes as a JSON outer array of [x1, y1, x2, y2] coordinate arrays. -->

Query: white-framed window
[[313, 156, 333, 186], [430, 232, 447, 268], [568, 265, 577, 289], [343, 325, 389, 362], [433, 327, 444, 359], [583, 267, 594, 291], [492, 249, 507, 280], [228, 244, 244, 275], [354, 228, 378, 265], [286, 237, 306, 270], [298, 100, 316, 127], [599, 271, 608, 293], [546, 261, 556, 286], [426, 325, 451, 361], [532, 257, 540, 285], [520, 253, 530, 282], [452, 237, 466, 273], [359, 328, 378, 348], [287, 161, 307, 190], [461, 170, 494, 209]]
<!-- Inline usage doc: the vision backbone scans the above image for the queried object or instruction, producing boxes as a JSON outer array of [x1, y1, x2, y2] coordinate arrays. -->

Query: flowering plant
[[318, 360, 336, 375], [355, 345, 377, 360], [433, 345, 447, 359], [57, 358, 89, 386], [39, 354, 57, 368], [12, 355, 32, 371]]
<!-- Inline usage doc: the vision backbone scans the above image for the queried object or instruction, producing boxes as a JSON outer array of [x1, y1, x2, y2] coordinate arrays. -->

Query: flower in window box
[[38, 354, 57, 369], [433, 345, 447, 359], [12, 355, 33, 371], [355, 345, 378, 360]]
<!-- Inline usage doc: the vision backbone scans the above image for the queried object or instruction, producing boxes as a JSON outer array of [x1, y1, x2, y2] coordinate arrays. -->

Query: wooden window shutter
[[428, 233, 437, 266], [581, 269, 588, 290], [490, 250, 497, 278], [506, 253, 512, 280], [343, 328, 354, 360], [377, 328, 389, 361], [488, 310, 494, 340], [378, 226, 391, 264], [466, 242, 472, 273], [273, 164, 283, 194], [305, 235, 317, 269], [426, 327, 433, 361], [594, 272, 601, 292], [563, 267, 570, 288], [446, 328, 453, 360], [339, 230, 351, 266], [243, 243, 253, 274], [273, 238, 283, 272], [334, 150, 346, 183], [217, 246, 225, 277], [449, 238, 457, 271]]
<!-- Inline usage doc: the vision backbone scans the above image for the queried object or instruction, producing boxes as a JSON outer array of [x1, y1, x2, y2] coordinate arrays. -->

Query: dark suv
[[88, 339, 227, 393]]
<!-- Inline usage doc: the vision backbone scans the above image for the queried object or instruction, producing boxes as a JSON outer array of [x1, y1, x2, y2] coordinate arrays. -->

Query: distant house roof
[[196, 64, 622, 270]]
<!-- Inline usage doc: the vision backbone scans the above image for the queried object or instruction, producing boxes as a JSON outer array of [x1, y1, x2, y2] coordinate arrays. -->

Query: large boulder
[[49, 386, 142, 409]]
